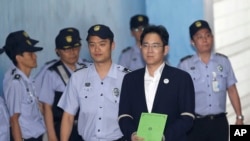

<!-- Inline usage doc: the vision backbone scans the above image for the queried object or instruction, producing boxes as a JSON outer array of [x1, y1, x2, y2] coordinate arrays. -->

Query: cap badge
[[23, 31, 29, 38], [26, 40, 32, 45], [94, 25, 100, 31], [113, 88, 120, 97], [195, 21, 202, 28], [138, 16, 144, 22], [65, 36, 72, 43]]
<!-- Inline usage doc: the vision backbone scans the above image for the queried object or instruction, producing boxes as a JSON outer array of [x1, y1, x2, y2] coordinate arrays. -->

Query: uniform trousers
[[188, 113, 229, 141]]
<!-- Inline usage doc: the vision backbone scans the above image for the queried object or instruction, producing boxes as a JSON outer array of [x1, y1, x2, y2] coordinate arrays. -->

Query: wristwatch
[[236, 115, 244, 120]]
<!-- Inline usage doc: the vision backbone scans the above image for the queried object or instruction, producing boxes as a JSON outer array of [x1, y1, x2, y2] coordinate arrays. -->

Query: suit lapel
[[151, 64, 171, 112], [138, 68, 149, 112]]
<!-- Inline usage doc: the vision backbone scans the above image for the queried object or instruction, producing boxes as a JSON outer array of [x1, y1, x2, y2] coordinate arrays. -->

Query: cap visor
[[25, 46, 43, 52], [30, 38, 39, 45]]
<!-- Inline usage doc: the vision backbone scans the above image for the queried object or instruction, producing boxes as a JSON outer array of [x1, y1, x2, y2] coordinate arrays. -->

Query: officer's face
[[16, 52, 37, 69], [56, 46, 81, 66], [87, 36, 114, 64], [131, 26, 144, 42], [192, 28, 213, 54], [140, 33, 168, 67]]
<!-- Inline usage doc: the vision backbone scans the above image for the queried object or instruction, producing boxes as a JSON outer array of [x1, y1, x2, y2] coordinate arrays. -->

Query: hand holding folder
[[137, 112, 168, 141]]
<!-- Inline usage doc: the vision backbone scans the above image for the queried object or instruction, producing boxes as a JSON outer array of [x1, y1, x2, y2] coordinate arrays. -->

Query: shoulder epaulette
[[13, 74, 21, 80], [216, 53, 228, 58], [45, 59, 57, 65], [123, 68, 132, 73], [77, 62, 88, 68], [11, 68, 16, 75], [122, 47, 132, 53], [74, 66, 88, 72], [81, 58, 92, 63], [180, 55, 193, 62], [117, 65, 131, 73]]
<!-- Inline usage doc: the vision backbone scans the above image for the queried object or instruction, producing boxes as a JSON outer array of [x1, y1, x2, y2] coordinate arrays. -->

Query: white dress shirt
[[144, 63, 165, 112]]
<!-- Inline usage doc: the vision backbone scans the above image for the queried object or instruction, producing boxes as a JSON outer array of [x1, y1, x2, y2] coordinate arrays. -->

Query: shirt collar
[[145, 62, 165, 78], [90, 62, 117, 79], [193, 52, 216, 63]]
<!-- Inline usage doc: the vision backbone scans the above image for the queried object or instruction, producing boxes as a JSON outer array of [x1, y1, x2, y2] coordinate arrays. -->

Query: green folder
[[137, 112, 168, 141]]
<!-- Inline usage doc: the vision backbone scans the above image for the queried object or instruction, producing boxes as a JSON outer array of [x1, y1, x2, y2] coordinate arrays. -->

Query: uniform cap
[[55, 27, 82, 49], [130, 14, 149, 30], [1, 30, 43, 60], [86, 24, 114, 41], [189, 20, 211, 39]]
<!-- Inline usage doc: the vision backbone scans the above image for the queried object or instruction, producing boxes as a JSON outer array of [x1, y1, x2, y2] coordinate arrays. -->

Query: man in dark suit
[[118, 25, 195, 141]]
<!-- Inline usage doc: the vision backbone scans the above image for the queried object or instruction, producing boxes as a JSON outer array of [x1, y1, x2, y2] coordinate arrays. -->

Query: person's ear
[[16, 55, 21, 62], [55, 49, 60, 57], [164, 45, 169, 56], [111, 41, 115, 50], [191, 41, 195, 46]]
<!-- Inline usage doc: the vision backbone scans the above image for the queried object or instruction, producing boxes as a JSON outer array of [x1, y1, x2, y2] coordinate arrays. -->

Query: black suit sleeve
[[118, 74, 137, 140], [164, 71, 195, 140]]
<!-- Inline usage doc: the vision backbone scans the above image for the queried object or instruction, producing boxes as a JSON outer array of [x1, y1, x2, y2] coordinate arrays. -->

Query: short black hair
[[140, 25, 169, 46]]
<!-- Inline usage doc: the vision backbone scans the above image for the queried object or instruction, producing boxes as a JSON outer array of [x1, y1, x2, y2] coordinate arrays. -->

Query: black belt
[[195, 113, 226, 120]]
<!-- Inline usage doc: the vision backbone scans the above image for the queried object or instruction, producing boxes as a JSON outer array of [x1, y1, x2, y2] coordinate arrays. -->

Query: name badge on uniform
[[113, 88, 120, 97], [84, 82, 91, 91], [217, 64, 223, 72], [212, 72, 219, 92]]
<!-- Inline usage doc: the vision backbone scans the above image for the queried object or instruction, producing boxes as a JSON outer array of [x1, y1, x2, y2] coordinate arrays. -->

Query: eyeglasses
[[141, 43, 163, 49], [133, 27, 144, 32]]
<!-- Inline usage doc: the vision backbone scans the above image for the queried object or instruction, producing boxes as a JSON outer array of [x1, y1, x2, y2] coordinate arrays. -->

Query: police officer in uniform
[[118, 14, 149, 71], [178, 20, 244, 141], [58, 24, 130, 141], [38, 27, 87, 141], [1, 30, 45, 141], [34, 59, 58, 98]]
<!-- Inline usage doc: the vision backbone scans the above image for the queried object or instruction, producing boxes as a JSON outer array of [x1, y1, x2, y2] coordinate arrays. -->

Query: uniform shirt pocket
[[188, 71, 206, 93], [217, 72, 228, 91]]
